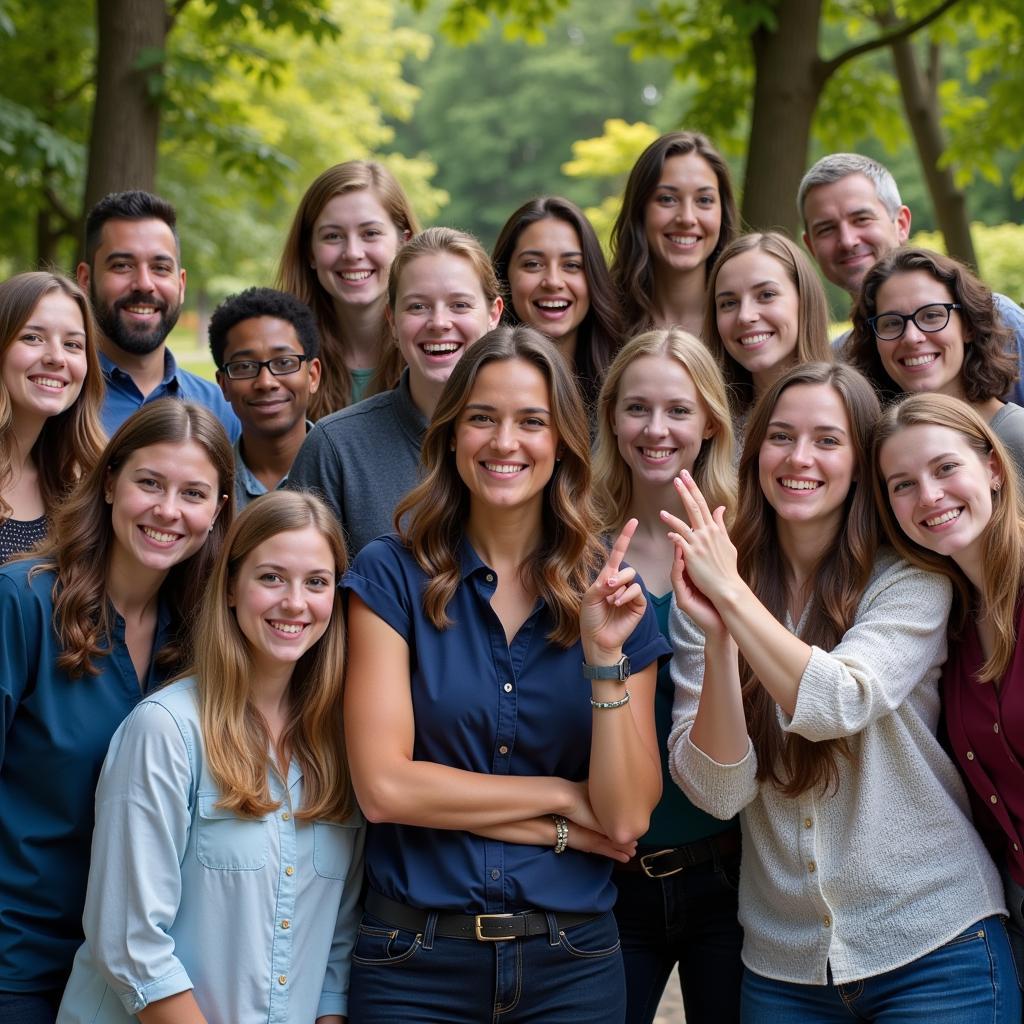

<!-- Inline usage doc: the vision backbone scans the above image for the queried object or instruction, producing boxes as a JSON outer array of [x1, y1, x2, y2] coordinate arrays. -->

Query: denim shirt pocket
[[196, 794, 270, 870], [313, 820, 360, 880]]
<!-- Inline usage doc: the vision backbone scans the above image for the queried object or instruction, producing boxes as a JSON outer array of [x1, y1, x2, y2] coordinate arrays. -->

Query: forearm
[[689, 633, 749, 764], [137, 991, 207, 1024]]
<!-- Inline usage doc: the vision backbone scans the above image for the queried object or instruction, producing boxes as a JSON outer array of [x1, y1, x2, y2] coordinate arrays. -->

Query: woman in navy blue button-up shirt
[[343, 325, 670, 1023], [0, 400, 232, 1023]]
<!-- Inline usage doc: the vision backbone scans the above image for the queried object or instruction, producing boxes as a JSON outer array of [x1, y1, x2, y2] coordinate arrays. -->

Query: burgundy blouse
[[943, 600, 1024, 884]]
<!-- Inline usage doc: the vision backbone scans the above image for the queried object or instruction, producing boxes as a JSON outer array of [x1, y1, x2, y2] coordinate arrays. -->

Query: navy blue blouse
[[342, 534, 670, 916], [0, 559, 172, 993]]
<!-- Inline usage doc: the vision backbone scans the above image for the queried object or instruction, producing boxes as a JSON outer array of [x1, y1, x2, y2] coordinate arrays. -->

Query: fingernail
[[681, 470, 691, 480], [608, 576, 618, 586]]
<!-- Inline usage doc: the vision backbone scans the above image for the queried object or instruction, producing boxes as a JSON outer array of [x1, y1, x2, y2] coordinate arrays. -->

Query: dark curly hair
[[849, 247, 1017, 404], [208, 287, 320, 368]]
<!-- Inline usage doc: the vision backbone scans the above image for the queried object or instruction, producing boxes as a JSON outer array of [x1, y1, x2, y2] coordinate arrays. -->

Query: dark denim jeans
[[612, 842, 743, 1024], [741, 916, 1022, 1023], [0, 990, 62, 1024], [348, 908, 626, 1023]]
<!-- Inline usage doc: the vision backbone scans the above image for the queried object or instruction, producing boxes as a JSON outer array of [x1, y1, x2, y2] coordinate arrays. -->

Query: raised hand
[[669, 540, 728, 638], [580, 518, 647, 663]]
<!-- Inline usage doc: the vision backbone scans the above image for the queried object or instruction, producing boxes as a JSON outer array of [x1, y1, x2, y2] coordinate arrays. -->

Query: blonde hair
[[276, 161, 420, 418], [593, 328, 736, 533], [193, 491, 354, 822], [872, 392, 1024, 682]]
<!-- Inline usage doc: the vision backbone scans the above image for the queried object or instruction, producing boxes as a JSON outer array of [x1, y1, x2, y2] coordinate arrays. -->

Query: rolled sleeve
[[342, 537, 414, 637], [783, 560, 951, 741], [83, 701, 196, 1012]]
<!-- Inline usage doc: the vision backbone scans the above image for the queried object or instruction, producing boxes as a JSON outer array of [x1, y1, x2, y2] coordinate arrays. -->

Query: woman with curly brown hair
[[849, 247, 1024, 472], [342, 325, 669, 1022], [0, 400, 231, 1023]]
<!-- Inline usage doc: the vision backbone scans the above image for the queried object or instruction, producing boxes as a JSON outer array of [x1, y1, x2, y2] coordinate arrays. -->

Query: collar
[[100, 346, 180, 389], [234, 420, 314, 496]]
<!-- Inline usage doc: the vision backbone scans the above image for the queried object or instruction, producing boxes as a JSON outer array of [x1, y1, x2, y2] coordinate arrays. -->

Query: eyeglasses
[[867, 302, 961, 342], [221, 354, 310, 380]]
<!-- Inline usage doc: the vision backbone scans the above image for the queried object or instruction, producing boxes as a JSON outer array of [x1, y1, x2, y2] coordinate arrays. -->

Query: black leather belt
[[616, 826, 741, 879], [365, 890, 599, 942]]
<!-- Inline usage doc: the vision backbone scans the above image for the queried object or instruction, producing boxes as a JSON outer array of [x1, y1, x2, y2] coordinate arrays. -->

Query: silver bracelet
[[552, 814, 569, 854], [591, 690, 630, 710]]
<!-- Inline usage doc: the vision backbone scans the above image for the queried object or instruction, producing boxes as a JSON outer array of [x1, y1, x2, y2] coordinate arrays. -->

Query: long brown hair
[[610, 131, 739, 335], [0, 272, 106, 521], [703, 232, 833, 416], [735, 362, 881, 795], [593, 328, 736, 533], [276, 161, 420, 418], [395, 324, 604, 646], [193, 491, 354, 821], [872, 392, 1024, 682], [32, 400, 234, 678]]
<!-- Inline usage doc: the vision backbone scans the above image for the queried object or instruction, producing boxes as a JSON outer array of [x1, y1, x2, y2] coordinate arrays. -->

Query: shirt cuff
[[317, 988, 347, 1019], [118, 966, 193, 1016]]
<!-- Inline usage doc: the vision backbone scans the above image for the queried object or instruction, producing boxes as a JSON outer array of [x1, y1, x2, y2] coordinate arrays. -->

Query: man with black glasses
[[209, 288, 321, 509]]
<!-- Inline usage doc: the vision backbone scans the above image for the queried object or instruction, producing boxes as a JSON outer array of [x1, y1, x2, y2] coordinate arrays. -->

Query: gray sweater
[[287, 370, 427, 556], [668, 549, 1005, 984]]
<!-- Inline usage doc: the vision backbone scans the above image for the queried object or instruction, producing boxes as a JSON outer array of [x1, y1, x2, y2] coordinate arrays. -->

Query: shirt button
[[807, 861, 816, 873], [994, 723, 1000, 734], [1015, 844, 1020, 852], [499, 745, 509, 755], [278, 975, 287, 985], [485, 573, 494, 583], [285, 866, 295, 876], [823, 916, 831, 928], [966, 751, 975, 760], [503, 683, 513, 693], [281, 919, 290, 929], [490, 869, 500, 880], [804, 818, 812, 829], [282, 811, 291, 821], [991, 795, 999, 804]]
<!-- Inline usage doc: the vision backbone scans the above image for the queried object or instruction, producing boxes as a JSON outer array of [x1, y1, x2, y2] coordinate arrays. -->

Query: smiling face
[[310, 190, 404, 312], [612, 354, 714, 488], [229, 525, 337, 682], [508, 218, 590, 351], [217, 316, 320, 441], [874, 270, 966, 398], [644, 153, 722, 279], [454, 358, 558, 515], [81, 218, 185, 356], [2, 291, 89, 427], [758, 383, 856, 532], [715, 249, 801, 394], [392, 251, 502, 397], [879, 423, 1000, 576], [107, 440, 224, 585]]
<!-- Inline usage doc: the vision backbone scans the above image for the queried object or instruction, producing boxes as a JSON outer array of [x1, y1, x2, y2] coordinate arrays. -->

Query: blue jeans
[[613, 843, 743, 1024], [348, 907, 625, 1022], [741, 916, 1022, 1023]]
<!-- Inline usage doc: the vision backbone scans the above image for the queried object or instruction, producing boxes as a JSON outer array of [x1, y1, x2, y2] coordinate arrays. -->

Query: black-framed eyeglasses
[[221, 354, 310, 380], [867, 302, 961, 342]]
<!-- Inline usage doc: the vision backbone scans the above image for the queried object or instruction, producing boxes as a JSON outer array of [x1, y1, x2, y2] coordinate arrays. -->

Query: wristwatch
[[582, 654, 631, 682]]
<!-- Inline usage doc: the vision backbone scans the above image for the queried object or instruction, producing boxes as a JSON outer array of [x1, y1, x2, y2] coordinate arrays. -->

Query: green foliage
[[910, 223, 1024, 302], [412, 0, 573, 43]]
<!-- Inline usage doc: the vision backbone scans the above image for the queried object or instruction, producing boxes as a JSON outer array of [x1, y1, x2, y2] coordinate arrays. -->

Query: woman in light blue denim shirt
[[58, 491, 364, 1024]]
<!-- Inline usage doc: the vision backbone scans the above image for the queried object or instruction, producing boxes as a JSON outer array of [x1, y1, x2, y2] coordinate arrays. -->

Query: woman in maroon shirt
[[873, 391, 1024, 973]]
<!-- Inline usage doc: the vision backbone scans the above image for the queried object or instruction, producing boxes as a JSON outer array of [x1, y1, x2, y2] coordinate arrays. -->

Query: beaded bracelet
[[552, 814, 569, 854], [590, 690, 630, 710]]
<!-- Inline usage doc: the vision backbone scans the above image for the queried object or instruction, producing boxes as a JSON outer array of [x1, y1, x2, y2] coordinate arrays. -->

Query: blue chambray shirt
[[99, 349, 241, 441], [0, 559, 173, 993], [57, 678, 365, 1024], [342, 534, 670, 916]]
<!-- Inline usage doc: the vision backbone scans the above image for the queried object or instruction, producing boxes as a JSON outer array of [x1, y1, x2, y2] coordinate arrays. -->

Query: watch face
[[620, 655, 631, 680]]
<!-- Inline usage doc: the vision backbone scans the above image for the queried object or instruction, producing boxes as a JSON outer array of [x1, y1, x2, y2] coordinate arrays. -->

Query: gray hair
[[797, 153, 903, 225]]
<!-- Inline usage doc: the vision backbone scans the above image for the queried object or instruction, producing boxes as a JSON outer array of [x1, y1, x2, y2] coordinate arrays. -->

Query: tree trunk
[[82, 0, 168, 219], [888, 30, 977, 266], [741, 0, 826, 236]]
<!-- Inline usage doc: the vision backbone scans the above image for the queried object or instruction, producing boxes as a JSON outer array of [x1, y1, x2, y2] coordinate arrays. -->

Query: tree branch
[[166, 0, 191, 33], [821, 0, 962, 79], [56, 73, 96, 107], [43, 185, 78, 229]]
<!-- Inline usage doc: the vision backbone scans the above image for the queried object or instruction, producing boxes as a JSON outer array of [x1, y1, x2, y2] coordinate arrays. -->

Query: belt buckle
[[640, 848, 684, 879], [474, 912, 516, 941]]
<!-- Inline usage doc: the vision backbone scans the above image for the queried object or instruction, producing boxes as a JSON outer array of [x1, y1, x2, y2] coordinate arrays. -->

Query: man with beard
[[76, 191, 240, 438]]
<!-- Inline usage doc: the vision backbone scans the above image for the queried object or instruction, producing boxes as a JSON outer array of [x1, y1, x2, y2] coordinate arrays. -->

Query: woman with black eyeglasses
[[847, 246, 1024, 475]]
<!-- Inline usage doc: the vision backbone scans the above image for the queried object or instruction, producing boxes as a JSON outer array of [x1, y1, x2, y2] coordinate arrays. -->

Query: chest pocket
[[313, 820, 360, 880], [196, 795, 269, 870]]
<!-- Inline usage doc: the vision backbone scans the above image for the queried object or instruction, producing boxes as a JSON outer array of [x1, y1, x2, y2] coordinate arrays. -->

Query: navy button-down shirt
[[343, 534, 670, 916], [99, 348, 240, 441], [0, 559, 172, 991]]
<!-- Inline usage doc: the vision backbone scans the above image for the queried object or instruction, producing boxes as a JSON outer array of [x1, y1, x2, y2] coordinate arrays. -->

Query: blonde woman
[[593, 328, 741, 1024], [58, 491, 363, 1024]]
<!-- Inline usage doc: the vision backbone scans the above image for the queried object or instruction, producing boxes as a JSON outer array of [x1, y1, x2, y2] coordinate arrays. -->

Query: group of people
[[1, 131, 1024, 1024]]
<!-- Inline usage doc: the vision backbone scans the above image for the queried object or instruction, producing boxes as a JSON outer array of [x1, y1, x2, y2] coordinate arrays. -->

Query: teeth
[[780, 478, 820, 491], [423, 343, 460, 354], [125, 305, 158, 314], [269, 621, 304, 634], [902, 354, 937, 367], [740, 332, 773, 347], [924, 508, 962, 527], [30, 376, 65, 389], [340, 270, 372, 281], [483, 462, 523, 474], [537, 300, 569, 309], [641, 448, 675, 460], [668, 235, 700, 248], [141, 526, 179, 543]]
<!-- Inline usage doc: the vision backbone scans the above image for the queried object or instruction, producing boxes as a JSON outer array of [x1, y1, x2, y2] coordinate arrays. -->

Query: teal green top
[[350, 367, 375, 405], [642, 591, 735, 847]]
